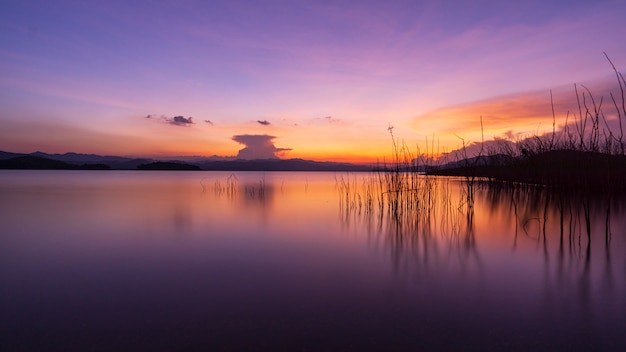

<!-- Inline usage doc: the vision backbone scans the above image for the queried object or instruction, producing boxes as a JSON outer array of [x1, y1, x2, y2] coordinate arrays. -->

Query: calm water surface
[[1, 170, 625, 351]]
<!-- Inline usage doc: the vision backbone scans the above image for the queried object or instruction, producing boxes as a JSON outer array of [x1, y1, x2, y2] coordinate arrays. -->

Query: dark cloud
[[170, 115, 193, 126], [204, 119, 214, 125], [232, 134, 291, 159], [145, 114, 195, 126], [257, 120, 271, 126]]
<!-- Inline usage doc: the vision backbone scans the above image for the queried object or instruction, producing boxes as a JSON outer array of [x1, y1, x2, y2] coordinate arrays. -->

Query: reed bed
[[337, 129, 472, 248], [339, 55, 625, 268]]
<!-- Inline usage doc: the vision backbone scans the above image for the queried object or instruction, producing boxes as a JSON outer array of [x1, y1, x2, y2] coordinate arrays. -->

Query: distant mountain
[[0, 156, 111, 170], [433, 154, 515, 170], [28, 151, 150, 169], [0, 150, 371, 171], [0, 151, 23, 160]]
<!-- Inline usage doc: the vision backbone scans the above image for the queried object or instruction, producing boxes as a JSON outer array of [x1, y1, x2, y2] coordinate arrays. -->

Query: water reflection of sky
[[0, 170, 624, 351]]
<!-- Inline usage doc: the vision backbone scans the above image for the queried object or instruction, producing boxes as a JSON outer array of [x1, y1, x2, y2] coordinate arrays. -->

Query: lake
[[1, 170, 625, 351]]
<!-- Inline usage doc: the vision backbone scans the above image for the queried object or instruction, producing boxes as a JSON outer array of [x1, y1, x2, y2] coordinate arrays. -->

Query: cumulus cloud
[[232, 134, 292, 159], [257, 119, 271, 125]]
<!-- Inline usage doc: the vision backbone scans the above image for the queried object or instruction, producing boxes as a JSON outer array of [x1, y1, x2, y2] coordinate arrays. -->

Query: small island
[[137, 161, 202, 170]]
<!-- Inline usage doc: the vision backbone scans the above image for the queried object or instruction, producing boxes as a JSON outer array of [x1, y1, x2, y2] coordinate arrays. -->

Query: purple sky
[[1, 0, 625, 161]]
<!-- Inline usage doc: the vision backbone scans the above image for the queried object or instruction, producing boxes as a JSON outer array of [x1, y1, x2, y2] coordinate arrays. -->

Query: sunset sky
[[1, 0, 625, 163]]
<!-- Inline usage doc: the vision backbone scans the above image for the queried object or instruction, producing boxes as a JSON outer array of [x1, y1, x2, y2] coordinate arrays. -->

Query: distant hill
[[431, 154, 515, 171], [27, 151, 150, 169], [0, 151, 23, 160], [0, 156, 111, 170], [0, 150, 371, 171]]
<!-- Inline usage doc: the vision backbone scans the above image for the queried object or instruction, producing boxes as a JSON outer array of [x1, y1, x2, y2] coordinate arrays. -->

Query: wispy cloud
[[412, 74, 625, 144], [307, 115, 343, 126], [323, 116, 340, 123], [257, 119, 270, 126]]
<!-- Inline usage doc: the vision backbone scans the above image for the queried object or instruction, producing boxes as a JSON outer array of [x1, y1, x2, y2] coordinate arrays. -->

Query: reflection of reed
[[485, 183, 617, 251], [484, 183, 625, 326], [213, 174, 238, 198], [338, 174, 483, 277], [341, 171, 624, 316], [243, 176, 266, 200], [209, 174, 271, 203]]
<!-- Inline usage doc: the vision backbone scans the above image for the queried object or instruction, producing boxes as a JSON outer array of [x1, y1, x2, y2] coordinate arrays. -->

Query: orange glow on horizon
[[2, 77, 621, 164]]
